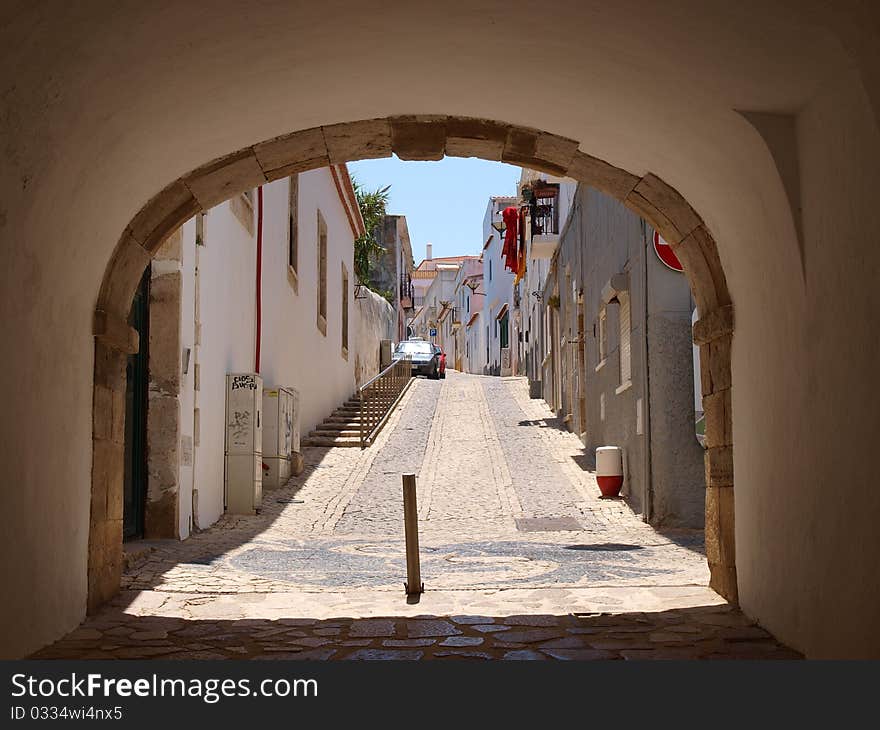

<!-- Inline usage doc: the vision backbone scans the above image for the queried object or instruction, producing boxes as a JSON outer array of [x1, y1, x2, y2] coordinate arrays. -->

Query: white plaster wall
[[1, 1, 878, 658], [483, 201, 516, 372], [466, 313, 486, 374], [258, 171, 357, 438], [193, 199, 257, 529], [734, 70, 880, 658], [354, 289, 395, 385]]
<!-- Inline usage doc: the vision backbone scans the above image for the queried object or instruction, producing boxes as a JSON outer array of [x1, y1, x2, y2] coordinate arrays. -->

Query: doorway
[[123, 268, 150, 540]]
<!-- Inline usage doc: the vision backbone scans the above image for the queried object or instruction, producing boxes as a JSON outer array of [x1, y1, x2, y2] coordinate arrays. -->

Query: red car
[[433, 345, 447, 379]]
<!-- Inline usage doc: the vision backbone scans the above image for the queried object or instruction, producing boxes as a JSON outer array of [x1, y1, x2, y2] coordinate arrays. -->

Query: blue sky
[[348, 155, 521, 264]]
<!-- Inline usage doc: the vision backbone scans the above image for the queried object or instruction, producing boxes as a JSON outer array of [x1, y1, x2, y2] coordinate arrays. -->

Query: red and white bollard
[[596, 446, 624, 498]]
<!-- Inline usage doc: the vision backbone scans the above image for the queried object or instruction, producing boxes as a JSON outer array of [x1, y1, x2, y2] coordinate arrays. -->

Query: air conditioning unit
[[262, 386, 298, 489], [224, 373, 263, 514]]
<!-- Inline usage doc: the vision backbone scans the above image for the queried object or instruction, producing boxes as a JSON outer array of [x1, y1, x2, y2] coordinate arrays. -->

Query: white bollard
[[596, 446, 624, 498]]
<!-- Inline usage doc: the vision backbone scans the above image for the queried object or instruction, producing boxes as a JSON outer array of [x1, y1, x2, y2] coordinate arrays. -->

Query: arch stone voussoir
[[502, 125, 579, 177], [390, 114, 447, 161], [684, 224, 730, 307], [254, 126, 328, 181], [445, 117, 508, 161], [97, 233, 151, 322], [671, 227, 721, 314], [630, 174, 703, 244], [129, 179, 199, 254], [568, 151, 640, 201], [183, 148, 267, 210], [323, 118, 392, 165], [693, 304, 734, 345]]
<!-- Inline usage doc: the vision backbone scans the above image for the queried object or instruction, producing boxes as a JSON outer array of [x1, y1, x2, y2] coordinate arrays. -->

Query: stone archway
[[89, 115, 736, 612]]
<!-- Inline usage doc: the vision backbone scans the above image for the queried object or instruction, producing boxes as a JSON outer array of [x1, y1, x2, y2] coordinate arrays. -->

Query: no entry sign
[[653, 230, 684, 272]]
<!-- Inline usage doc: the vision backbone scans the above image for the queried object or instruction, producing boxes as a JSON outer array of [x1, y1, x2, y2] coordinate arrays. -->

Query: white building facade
[[140, 165, 392, 539]]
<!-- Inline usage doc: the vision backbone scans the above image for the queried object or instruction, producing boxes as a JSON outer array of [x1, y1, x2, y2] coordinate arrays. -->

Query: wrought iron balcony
[[526, 182, 560, 259], [399, 273, 415, 310]]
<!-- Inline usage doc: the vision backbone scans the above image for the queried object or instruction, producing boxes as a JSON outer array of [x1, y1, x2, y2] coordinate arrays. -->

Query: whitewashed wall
[[190, 197, 258, 529], [172, 169, 359, 532], [257, 170, 357, 440], [482, 198, 517, 373], [354, 289, 395, 385]]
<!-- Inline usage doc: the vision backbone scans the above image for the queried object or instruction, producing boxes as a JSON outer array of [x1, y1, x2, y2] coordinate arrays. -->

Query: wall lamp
[[531, 291, 543, 301]]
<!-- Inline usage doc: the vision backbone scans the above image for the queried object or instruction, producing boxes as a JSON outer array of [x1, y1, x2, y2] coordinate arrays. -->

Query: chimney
[[426, 242, 433, 261]]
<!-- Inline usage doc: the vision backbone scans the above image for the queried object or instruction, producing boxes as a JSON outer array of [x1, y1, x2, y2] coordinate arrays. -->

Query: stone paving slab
[[32, 591, 800, 660]]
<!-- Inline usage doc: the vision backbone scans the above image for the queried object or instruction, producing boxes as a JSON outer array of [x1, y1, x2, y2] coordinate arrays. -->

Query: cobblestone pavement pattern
[[35, 373, 800, 659]]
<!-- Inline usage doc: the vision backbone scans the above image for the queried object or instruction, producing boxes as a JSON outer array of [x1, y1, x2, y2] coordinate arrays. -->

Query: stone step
[[320, 421, 362, 430], [309, 429, 361, 438], [302, 436, 361, 448]]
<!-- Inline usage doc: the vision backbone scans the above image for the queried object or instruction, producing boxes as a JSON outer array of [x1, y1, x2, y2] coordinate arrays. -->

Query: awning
[[466, 312, 480, 327], [495, 303, 509, 320]]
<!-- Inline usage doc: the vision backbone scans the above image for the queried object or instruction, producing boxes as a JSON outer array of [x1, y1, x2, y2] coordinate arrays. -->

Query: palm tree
[[351, 177, 391, 291]]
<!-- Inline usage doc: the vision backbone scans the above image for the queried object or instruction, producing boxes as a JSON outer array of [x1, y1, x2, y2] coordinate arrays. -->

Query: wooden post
[[402, 473, 423, 595]]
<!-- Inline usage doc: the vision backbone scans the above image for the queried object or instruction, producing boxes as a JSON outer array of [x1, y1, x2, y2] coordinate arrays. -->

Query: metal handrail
[[358, 357, 412, 448]]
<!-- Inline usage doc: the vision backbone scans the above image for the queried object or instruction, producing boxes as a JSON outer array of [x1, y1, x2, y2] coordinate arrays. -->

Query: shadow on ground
[[31, 604, 802, 660]]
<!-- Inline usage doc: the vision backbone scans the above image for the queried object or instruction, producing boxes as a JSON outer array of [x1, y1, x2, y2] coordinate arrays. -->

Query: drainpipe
[[255, 186, 264, 373], [642, 220, 653, 523]]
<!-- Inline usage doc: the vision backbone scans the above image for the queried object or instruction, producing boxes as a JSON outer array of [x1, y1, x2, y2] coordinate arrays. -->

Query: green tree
[[351, 177, 391, 292]]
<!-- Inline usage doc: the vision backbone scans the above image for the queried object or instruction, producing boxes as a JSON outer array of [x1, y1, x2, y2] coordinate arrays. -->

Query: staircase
[[302, 359, 412, 449], [301, 394, 365, 447]]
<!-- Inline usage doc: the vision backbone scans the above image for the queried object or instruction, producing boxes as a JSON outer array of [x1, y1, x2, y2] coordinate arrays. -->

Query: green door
[[123, 269, 150, 540]]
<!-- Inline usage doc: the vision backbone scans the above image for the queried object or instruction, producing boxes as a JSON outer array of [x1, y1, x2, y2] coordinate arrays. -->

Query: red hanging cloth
[[501, 206, 519, 273]]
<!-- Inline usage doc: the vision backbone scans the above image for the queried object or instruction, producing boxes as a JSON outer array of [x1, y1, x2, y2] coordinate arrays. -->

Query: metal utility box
[[380, 339, 392, 370], [224, 373, 263, 514], [262, 386, 296, 489]]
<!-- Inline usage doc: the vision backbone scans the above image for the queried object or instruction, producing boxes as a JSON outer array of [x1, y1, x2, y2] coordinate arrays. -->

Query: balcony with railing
[[399, 272, 414, 310], [526, 183, 560, 259]]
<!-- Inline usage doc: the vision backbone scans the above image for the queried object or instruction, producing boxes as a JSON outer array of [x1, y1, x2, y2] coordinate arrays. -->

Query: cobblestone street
[[35, 374, 799, 659]]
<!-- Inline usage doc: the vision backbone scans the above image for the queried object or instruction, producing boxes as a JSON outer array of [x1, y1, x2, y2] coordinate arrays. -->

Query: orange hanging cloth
[[502, 206, 519, 273]]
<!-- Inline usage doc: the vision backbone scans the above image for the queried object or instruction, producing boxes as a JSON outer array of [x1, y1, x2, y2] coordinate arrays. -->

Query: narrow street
[[35, 374, 798, 660]]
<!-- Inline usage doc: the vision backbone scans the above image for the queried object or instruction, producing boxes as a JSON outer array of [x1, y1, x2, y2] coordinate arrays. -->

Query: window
[[288, 175, 299, 291], [500, 311, 509, 349], [598, 307, 607, 364], [341, 264, 349, 359], [467, 295, 470, 313], [489, 259, 492, 281], [316, 211, 327, 335], [618, 292, 632, 387]]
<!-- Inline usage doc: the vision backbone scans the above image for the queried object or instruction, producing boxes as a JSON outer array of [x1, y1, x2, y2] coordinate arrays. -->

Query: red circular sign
[[653, 231, 684, 272]]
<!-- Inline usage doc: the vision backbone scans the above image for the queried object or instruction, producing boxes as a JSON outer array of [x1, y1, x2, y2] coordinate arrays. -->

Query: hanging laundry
[[502, 206, 519, 273], [515, 206, 527, 284]]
